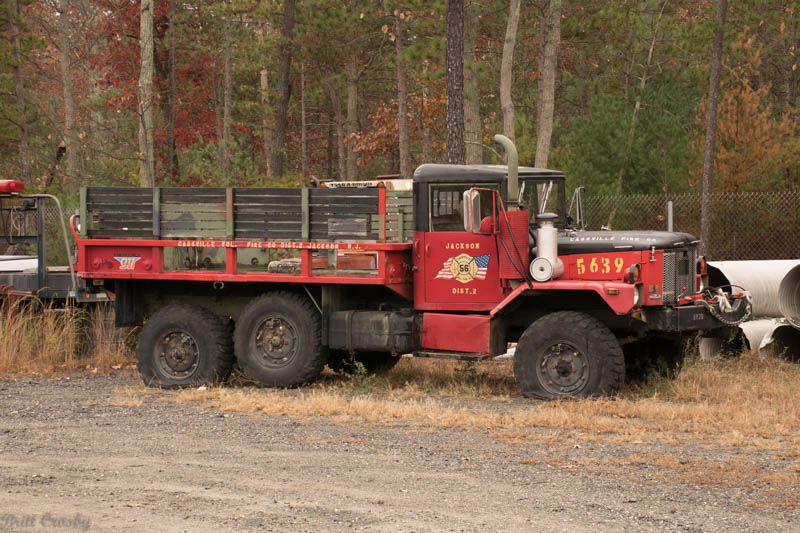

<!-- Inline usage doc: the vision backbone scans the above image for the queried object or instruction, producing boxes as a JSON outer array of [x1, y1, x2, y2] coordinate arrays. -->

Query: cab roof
[[412, 164, 565, 184]]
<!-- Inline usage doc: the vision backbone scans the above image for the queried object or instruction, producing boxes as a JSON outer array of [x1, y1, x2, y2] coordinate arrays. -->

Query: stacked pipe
[[701, 260, 800, 359]]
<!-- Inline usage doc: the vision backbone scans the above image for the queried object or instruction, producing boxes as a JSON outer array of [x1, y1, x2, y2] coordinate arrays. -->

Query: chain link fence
[[584, 191, 800, 260]]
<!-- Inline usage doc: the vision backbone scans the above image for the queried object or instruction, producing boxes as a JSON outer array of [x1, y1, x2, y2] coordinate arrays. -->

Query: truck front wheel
[[514, 311, 624, 400], [234, 291, 326, 387], [137, 304, 234, 388]]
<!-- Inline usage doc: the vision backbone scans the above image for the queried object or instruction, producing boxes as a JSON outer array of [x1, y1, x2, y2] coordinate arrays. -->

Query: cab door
[[414, 184, 504, 309]]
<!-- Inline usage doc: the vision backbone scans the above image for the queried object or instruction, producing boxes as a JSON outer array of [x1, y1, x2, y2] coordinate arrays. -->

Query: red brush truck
[[63, 136, 748, 399]]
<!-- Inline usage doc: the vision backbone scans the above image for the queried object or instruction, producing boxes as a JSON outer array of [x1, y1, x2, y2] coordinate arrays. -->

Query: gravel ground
[[0, 373, 797, 533]]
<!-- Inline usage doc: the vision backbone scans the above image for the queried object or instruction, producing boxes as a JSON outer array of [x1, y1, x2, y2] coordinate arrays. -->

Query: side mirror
[[463, 188, 481, 233]]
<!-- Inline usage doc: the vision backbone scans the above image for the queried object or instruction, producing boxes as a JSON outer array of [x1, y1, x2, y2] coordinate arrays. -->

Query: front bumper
[[641, 297, 750, 332]]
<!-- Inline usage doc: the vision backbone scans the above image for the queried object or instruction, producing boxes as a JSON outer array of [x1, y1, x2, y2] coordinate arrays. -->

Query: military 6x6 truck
[[7, 135, 749, 399]]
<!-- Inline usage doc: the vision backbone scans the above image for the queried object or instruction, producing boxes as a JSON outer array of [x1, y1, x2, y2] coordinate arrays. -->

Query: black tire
[[234, 291, 326, 387], [514, 311, 624, 400], [328, 351, 401, 376], [136, 304, 234, 389]]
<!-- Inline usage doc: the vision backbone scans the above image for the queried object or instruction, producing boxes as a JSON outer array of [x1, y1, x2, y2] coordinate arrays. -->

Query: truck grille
[[662, 248, 696, 305]]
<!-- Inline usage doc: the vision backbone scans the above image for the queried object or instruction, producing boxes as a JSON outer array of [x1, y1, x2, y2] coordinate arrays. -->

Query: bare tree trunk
[[500, 0, 520, 143], [345, 58, 358, 180], [300, 66, 307, 177], [268, 0, 295, 177], [213, 68, 223, 164], [535, 0, 561, 168], [445, 0, 465, 164], [167, 0, 177, 179], [396, 15, 412, 178], [326, 110, 334, 180], [138, 0, 155, 186], [221, 17, 233, 180], [329, 85, 346, 180], [607, 1, 667, 228], [463, 0, 480, 164], [9, 0, 29, 185], [700, 0, 728, 256], [58, 0, 78, 181], [421, 66, 433, 163], [87, 49, 105, 156], [258, 28, 272, 176], [623, 0, 633, 114]]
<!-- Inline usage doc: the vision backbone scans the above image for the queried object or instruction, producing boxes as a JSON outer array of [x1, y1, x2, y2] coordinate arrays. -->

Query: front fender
[[491, 280, 637, 317]]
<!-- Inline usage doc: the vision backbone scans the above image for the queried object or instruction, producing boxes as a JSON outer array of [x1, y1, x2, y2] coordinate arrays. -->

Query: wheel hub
[[537, 342, 589, 396], [157, 330, 200, 377], [255, 316, 297, 368]]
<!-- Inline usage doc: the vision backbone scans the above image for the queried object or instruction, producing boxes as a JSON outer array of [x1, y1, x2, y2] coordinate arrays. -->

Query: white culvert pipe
[[707, 260, 800, 318], [740, 319, 779, 352], [778, 264, 800, 329], [759, 322, 800, 360], [699, 319, 779, 358], [698, 336, 725, 359]]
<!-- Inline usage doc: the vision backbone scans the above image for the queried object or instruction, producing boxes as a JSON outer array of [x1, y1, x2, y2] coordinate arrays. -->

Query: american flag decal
[[435, 253, 491, 283], [473, 254, 490, 280]]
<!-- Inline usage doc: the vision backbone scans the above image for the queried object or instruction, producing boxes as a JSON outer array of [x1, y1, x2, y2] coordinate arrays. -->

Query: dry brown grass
[[0, 298, 133, 375], [169, 351, 800, 458]]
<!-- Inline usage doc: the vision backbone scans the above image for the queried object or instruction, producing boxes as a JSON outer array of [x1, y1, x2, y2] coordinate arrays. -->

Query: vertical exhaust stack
[[493, 134, 519, 210], [493, 134, 529, 280]]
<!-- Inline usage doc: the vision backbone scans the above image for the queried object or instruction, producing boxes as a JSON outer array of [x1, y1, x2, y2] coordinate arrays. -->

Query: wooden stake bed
[[75, 186, 414, 298]]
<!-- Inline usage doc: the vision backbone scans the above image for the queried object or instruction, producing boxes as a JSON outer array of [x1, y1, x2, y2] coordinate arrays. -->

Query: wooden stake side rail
[[76, 186, 414, 297], [80, 186, 414, 243]]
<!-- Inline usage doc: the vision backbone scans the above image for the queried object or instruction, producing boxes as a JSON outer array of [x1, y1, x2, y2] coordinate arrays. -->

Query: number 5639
[[576, 256, 625, 276]]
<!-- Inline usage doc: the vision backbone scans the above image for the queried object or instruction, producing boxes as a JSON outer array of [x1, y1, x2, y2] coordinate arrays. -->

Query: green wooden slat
[[161, 220, 228, 230], [162, 230, 228, 239], [161, 203, 225, 214], [301, 188, 309, 241], [161, 212, 226, 222], [226, 187, 234, 240], [80, 187, 88, 238], [152, 187, 161, 238], [385, 197, 413, 206]]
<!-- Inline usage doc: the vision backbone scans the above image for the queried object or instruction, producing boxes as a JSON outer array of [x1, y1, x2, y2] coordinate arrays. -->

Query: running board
[[413, 351, 492, 361]]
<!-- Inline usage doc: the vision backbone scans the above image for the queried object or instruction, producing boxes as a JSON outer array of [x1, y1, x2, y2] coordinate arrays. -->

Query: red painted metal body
[[497, 210, 529, 279], [421, 313, 492, 354], [75, 236, 414, 298], [414, 231, 505, 310]]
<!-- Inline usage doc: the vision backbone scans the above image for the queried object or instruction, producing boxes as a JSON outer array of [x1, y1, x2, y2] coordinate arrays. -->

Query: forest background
[[1, 0, 798, 210]]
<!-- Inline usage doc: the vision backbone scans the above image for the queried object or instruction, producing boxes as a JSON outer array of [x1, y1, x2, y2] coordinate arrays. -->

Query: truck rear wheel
[[136, 304, 234, 389], [514, 311, 624, 400], [234, 291, 326, 387]]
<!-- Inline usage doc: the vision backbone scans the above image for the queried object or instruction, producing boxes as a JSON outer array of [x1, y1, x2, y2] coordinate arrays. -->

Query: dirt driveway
[[0, 373, 796, 532]]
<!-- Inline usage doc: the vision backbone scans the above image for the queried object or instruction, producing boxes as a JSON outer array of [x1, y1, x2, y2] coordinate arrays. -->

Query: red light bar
[[0, 180, 24, 194]]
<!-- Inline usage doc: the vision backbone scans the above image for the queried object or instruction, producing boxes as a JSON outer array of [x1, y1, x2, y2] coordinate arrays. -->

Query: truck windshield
[[519, 179, 566, 227]]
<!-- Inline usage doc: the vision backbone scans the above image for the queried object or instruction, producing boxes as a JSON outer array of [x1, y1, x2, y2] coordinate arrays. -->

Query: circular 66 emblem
[[450, 253, 478, 283]]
